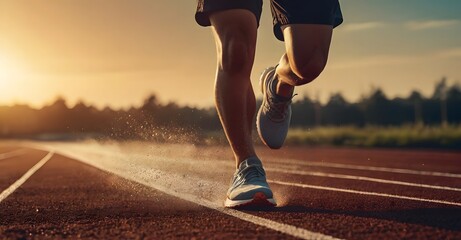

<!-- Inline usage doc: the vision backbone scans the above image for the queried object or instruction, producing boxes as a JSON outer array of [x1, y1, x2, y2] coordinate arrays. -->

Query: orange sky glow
[[0, 0, 460, 109]]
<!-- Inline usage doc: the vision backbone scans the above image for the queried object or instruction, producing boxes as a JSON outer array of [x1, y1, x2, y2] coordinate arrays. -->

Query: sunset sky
[[1, 0, 460, 109]]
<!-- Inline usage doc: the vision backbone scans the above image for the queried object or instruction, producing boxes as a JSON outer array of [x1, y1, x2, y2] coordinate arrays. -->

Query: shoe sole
[[256, 67, 281, 149], [259, 67, 275, 94], [224, 192, 277, 208]]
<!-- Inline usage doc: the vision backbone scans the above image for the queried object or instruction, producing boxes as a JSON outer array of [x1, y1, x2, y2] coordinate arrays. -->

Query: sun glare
[[0, 52, 30, 105], [0, 53, 23, 89]]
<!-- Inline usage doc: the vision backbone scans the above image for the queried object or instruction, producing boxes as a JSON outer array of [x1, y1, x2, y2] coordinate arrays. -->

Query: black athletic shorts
[[195, 0, 343, 41]]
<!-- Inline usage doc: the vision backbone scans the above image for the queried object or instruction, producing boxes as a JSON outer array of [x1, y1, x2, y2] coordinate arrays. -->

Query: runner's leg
[[209, 9, 258, 167], [275, 24, 333, 98], [255, 0, 341, 149], [269, 0, 342, 98]]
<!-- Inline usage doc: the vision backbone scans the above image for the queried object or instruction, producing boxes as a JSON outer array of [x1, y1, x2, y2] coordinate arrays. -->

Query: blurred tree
[[408, 91, 424, 126], [361, 88, 391, 125], [39, 97, 70, 133], [291, 96, 316, 127], [447, 83, 461, 124], [432, 77, 448, 126], [322, 93, 364, 126], [0, 78, 460, 139]]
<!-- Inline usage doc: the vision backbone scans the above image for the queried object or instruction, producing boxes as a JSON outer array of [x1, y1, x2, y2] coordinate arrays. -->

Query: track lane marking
[[34, 143, 461, 237], [0, 152, 54, 203], [142, 155, 461, 192], [280, 159, 461, 178], [48, 149, 341, 240], [67, 150, 461, 192], [0, 149, 27, 160], [131, 178, 342, 240], [28, 143, 461, 178], [38, 146, 461, 193], [267, 167, 461, 192], [269, 180, 461, 207], [163, 156, 461, 192]]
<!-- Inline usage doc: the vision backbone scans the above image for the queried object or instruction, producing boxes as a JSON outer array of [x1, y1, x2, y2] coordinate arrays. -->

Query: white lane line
[[267, 167, 461, 192], [50, 149, 341, 240], [127, 155, 461, 192], [47, 147, 461, 192], [219, 208, 340, 240], [0, 149, 27, 160], [0, 152, 54, 203], [269, 180, 461, 207], [133, 180, 341, 240], [281, 160, 461, 179], [125, 154, 461, 192]]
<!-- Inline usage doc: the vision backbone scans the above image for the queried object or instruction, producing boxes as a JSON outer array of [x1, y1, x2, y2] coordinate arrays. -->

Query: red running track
[[1, 143, 460, 239]]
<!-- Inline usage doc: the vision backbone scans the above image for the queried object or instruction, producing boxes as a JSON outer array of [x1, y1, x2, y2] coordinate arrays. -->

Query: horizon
[[1, 78, 457, 111], [1, 0, 461, 109]]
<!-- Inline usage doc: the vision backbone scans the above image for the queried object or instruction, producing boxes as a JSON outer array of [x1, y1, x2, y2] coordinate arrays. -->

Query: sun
[[0, 53, 23, 89], [0, 51, 30, 105], [0, 51, 42, 106]]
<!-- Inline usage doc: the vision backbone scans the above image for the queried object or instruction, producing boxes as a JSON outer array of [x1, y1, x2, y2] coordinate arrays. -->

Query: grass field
[[285, 125, 461, 149], [4, 125, 460, 150], [201, 125, 461, 150]]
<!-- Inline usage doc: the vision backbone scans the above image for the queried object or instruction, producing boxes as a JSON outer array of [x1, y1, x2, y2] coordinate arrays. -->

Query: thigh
[[209, 9, 258, 45], [210, 9, 258, 74], [282, 24, 333, 70], [271, 0, 342, 41], [196, 0, 263, 27]]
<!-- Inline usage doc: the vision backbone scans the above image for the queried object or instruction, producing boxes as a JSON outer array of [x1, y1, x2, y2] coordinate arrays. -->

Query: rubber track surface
[[1, 145, 460, 239]]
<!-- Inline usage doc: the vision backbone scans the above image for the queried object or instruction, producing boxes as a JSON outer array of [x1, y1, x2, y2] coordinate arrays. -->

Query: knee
[[290, 55, 327, 86], [219, 39, 255, 75]]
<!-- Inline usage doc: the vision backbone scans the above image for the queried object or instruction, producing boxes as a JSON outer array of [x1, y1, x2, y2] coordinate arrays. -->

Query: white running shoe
[[257, 67, 293, 149], [224, 157, 276, 208]]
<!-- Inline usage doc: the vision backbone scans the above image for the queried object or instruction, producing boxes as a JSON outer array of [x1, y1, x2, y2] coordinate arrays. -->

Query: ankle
[[235, 154, 258, 169], [274, 76, 294, 99]]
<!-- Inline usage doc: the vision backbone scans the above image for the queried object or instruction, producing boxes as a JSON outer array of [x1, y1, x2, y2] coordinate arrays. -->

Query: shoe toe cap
[[229, 184, 273, 201]]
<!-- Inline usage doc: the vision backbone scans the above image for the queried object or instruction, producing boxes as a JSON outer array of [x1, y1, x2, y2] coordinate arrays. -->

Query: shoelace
[[265, 94, 297, 122], [234, 165, 266, 186]]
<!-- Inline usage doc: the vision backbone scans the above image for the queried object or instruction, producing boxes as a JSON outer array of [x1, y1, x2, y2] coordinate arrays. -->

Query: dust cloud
[[38, 140, 293, 208]]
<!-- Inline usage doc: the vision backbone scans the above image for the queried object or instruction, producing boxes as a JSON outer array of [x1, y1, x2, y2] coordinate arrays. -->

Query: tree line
[[0, 79, 460, 140]]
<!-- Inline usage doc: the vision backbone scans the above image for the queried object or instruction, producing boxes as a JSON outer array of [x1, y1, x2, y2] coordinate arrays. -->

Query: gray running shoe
[[224, 157, 276, 208], [257, 66, 293, 149]]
